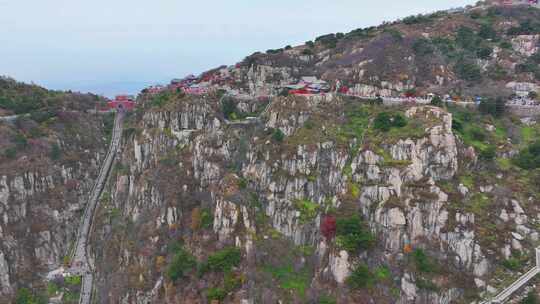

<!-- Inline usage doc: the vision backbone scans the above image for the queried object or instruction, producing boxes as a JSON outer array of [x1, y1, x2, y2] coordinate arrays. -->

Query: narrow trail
[[479, 248, 540, 304], [67, 110, 124, 304]]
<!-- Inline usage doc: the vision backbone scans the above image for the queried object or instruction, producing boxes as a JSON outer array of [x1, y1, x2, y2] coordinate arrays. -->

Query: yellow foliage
[[156, 255, 166, 270], [348, 182, 361, 199], [191, 208, 201, 230]]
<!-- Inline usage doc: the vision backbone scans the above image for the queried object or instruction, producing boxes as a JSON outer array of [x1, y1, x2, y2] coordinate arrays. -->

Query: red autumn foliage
[[65, 179, 79, 191], [321, 215, 337, 239]]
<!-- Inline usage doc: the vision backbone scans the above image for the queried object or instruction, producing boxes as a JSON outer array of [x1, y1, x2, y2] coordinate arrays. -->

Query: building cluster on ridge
[[138, 70, 539, 110], [113, 0, 540, 112], [496, 0, 539, 6]]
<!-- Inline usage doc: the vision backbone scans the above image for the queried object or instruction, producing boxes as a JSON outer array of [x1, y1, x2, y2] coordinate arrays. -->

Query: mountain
[[201, 2, 539, 101], [0, 78, 112, 303], [1, 1, 540, 304]]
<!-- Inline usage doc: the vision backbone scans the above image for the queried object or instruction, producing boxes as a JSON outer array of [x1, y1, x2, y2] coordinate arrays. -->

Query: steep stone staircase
[[480, 248, 540, 304], [67, 111, 124, 304]]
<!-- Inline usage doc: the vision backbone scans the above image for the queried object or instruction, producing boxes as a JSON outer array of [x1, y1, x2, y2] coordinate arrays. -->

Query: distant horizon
[[1, 0, 476, 97]]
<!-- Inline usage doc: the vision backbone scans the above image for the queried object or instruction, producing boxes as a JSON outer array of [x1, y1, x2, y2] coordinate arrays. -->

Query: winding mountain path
[[68, 110, 124, 304], [480, 248, 540, 304]]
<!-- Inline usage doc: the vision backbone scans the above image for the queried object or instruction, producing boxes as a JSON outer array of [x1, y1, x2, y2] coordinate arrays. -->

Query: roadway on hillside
[[68, 110, 124, 304], [479, 248, 540, 304]]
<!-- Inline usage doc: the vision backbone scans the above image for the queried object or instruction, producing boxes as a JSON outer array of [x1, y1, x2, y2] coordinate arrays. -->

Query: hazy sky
[[0, 0, 475, 96]]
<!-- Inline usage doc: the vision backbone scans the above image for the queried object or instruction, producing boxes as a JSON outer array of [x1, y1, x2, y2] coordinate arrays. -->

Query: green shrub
[[206, 287, 227, 301], [13, 133, 28, 148], [150, 92, 173, 108], [455, 58, 482, 82], [478, 24, 497, 40], [349, 182, 360, 199], [272, 129, 285, 142], [64, 275, 82, 286], [167, 240, 183, 253], [221, 98, 238, 120], [468, 193, 490, 215], [63, 290, 80, 302], [479, 145, 497, 160], [4, 147, 17, 159], [374, 112, 393, 132], [200, 247, 241, 274], [264, 264, 311, 297], [487, 7, 502, 17], [266, 48, 283, 54], [318, 294, 337, 304], [457, 26, 478, 51], [28, 127, 44, 138], [200, 208, 213, 229], [340, 104, 370, 139], [469, 11, 481, 19], [476, 46, 493, 60], [15, 288, 46, 304], [478, 97, 506, 117], [347, 264, 374, 288], [335, 215, 374, 253], [452, 118, 463, 133], [403, 14, 431, 25], [50, 143, 61, 160], [238, 177, 247, 189], [393, 113, 407, 128], [521, 291, 539, 304], [412, 249, 438, 273], [469, 126, 486, 141], [432, 37, 457, 56], [412, 38, 434, 56], [46, 282, 59, 297], [516, 63, 537, 74], [302, 48, 313, 56], [530, 51, 540, 64], [507, 20, 540, 36], [374, 112, 407, 132], [499, 41, 512, 49], [294, 199, 320, 223], [278, 89, 290, 97], [502, 257, 521, 271], [488, 64, 508, 81], [103, 112, 115, 138], [315, 33, 340, 48], [346, 27, 375, 39], [514, 141, 540, 170], [224, 271, 242, 291], [167, 248, 197, 281], [383, 28, 403, 41], [374, 265, 391, 281], [416, 278, 439, 291], [0, 81, 51, 114], [430, 96, 443, 107]]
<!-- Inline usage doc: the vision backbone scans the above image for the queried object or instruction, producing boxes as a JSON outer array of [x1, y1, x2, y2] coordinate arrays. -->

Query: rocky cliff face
[[0, 110, 110, 302], [3, 3, 540, 304], [89, 91, 540, 303]]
